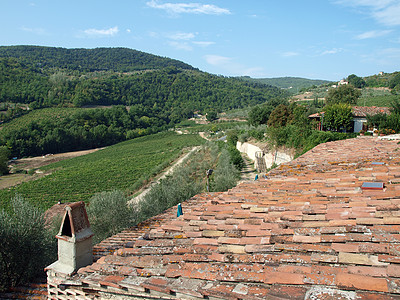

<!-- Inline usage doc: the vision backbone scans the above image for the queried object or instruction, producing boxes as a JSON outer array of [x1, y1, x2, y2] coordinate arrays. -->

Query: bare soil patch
[[0, 148, 101, 190]]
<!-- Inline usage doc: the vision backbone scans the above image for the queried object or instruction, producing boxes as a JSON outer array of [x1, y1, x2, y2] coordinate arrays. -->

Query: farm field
[[0, 107, 81, 136], [0, 131, 204, 211]]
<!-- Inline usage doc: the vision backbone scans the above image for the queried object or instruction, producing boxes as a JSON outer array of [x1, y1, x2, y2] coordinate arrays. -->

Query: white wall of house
[[353, 117, 366, 133]]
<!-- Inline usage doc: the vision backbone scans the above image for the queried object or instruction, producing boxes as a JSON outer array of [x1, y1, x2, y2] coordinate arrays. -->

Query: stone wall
[[236, 141, 293, 169]]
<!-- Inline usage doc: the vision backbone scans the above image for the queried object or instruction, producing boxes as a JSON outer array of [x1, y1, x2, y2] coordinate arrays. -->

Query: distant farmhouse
[[309, 106, 391, 132]]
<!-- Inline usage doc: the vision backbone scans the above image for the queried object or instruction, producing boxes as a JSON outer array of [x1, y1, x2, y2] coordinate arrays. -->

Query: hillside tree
[[267, 104, 293, 127], [323, 103, 353, 132], [325, 85, 361, 106], [347, 74, 366, 88]]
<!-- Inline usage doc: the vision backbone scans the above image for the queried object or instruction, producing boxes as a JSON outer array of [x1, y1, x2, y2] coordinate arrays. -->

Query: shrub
[[227, 145, 244, 170], [0, 195, 56, 291], [323, 103, 353, 132], [137, 143, 241, 223], [238, 131, 249, 143], [87, 190, 137, 244], [301, 131, 356, 155], [211, 149, 240, 192]]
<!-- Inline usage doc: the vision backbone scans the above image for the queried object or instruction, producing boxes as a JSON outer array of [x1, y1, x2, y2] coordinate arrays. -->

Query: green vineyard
[[0, 131, 204, 211]]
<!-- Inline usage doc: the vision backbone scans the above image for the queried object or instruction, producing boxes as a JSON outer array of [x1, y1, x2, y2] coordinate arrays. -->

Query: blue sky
[[1, 0, 400, 81]]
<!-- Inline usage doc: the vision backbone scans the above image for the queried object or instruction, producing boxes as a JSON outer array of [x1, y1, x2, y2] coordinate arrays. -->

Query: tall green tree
[[0, 146, 10, 175], [323, 103, 353, 132], [248, 104, 274, 126], [267, 104, 293, 127], [325, 85, 361, 106], [347, 74, 366, 88]]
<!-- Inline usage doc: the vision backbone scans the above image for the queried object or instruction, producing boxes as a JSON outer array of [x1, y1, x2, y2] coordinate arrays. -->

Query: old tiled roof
[[74, 137, 400, 299], [352, 106, 391, 117], [308, 106, 391, 119]]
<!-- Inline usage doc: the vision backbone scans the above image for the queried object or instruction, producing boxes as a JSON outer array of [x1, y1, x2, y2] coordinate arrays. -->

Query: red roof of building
[[352, 106, 391, 117], [61, 137, 400, 299], [309, 106, 391, 119]]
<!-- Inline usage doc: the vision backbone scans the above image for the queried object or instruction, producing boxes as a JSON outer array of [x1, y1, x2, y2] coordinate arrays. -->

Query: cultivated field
[[0, 132, 204, 211]]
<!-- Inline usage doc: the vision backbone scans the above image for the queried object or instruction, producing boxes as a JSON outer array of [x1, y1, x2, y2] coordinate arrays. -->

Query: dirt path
[[129, 146, 201, 205], [239, 153, 257, 182]]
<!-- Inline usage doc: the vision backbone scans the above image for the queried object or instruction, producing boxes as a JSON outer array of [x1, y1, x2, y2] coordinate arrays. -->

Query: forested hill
[[0, 46, 288, 111], [0, 45, 194, 72], [0, 46, 289, 158], [239, 76, 331, 92]]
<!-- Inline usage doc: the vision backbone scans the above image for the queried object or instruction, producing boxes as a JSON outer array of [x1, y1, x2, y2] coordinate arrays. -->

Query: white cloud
[[379, 47, 400, 57], [355, 29, 392, 39], [193, 41, 215, 47], [83, 26, 119, 37], [360, 47, 400, 65], [168, 41, 193, 51], [146, 0, 231, 15], [334, 0, 400, 26], [321, 48, 343, 55], [241, 67, 266, 77], [205, 55, 232, 66], [126, 29, 132, 34], [168, 32, 195, 40], [204, 55, 265, 77], [282, 51, 300, 57], [21, 26, 47, 35], [373, 2, 400, 26], [334, 0, 395, 10]]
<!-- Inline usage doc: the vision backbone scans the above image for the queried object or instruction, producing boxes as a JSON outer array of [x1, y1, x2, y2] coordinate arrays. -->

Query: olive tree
[[87, 190, 137, 244], [0, 196, 56, 291], [325, 85, 361, 106]]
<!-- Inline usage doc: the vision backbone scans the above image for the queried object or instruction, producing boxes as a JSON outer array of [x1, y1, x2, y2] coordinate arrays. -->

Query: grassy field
[[0, 131, 204, 211]]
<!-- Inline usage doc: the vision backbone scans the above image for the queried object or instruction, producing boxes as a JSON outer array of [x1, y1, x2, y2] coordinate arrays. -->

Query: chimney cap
[[57, 201, 93, 242]]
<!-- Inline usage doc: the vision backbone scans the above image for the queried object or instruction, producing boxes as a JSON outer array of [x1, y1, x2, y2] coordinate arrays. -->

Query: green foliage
[[87, 190, 136, 244], [0, 146, 10, 175], [267, 104, 293, 127], [0, 106, 168, 158], [137, 143, 240, 223], [389, 73, 400, 89], [325, 85, 361, 105], [226, 130, 239, 146], [0, 46, 194, 72], [347, 74, 366, 88], [248, 104, 275, 126], [0, 132, 204, 212], [301, 131, 357, 155], [382, 113, 400, 132], [206, 110, 218, 122], [211, 149, 240, 192], [0, 46, 288, 115], [239, 76, 331, 91], [185, 121, 245, 133], [367, 111, 400, 133], [366, 113, 388, 129], [390, 98, 400, 114], [226, 145, 244, 170], [0, 195, 56, 291], [323, 103, 353, 132]]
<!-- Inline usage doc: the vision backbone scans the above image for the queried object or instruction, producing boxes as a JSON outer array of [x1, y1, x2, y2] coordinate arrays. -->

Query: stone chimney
[[46, 201, 94, 276]]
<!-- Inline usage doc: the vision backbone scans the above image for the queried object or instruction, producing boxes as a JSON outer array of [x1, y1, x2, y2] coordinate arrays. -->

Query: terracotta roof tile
[[58, 137, 400, 299]]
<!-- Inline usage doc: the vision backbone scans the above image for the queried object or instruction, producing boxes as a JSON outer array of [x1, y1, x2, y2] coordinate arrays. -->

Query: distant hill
[[0, 45, 195, 72], [239, 76, 331, 92], [0, 45, 290, 158]]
